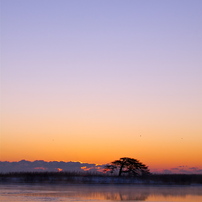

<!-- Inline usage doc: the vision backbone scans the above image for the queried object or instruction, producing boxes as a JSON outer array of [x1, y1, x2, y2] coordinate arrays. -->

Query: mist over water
[[1, 184, 202, 202]]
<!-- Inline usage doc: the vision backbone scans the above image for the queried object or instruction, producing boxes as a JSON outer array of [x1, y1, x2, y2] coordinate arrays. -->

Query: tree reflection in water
[[103, 191, 148, 201], [21, 186, 149, 201]]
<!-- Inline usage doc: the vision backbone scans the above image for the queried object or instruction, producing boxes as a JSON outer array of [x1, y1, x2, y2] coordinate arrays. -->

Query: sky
[[0, 0, 202, 172]]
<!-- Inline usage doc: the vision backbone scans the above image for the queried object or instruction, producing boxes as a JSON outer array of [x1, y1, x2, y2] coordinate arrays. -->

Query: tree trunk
[[118, 163, 124, 176]]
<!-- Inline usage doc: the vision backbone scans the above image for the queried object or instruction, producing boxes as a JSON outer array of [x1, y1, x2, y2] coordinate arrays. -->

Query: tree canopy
[[104, 157, 150, 176]]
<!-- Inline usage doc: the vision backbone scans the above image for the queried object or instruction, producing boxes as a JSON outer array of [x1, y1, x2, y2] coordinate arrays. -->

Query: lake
[[0, 184, 202, 202]]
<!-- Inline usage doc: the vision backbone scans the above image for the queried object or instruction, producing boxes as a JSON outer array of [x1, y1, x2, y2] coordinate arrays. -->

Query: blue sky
[[2, 0, 201, 103]]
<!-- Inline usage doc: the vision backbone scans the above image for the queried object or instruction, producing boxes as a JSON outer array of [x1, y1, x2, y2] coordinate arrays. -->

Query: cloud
[[0, 160, 104, 173], [34, 167, 47, 171], [162, 169, 173, 174], [189, 167, 198, 170]]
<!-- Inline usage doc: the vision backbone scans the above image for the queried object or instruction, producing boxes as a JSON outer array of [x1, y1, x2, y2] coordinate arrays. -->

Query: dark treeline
[[0, 172, 202, 185], [144, 174, 202, 185]]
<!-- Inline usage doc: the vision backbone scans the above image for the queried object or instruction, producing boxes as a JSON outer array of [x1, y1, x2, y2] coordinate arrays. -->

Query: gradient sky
[[1, 0, 202, 171]]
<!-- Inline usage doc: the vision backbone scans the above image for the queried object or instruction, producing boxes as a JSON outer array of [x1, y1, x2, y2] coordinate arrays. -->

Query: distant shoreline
[[0, 172, 202, 185]]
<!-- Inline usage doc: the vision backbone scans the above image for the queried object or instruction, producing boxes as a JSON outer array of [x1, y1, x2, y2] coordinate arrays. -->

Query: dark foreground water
[[0, 184, 202, 202]]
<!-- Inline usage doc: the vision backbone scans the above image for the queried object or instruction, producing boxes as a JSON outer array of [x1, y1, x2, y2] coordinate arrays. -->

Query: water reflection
[[19, 185, 150, 201], [1, 184, 202, 201]]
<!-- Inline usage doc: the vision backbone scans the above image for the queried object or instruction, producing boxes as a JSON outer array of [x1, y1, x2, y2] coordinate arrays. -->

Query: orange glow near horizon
[[57, 168, 63, 172], [1, 109, 202, 170], [1, 70, 202, 170], [1, 120, 202, 171]]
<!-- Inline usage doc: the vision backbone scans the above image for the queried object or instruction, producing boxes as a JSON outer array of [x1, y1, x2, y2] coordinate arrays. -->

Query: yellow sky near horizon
[[1, 106, 202, 169]]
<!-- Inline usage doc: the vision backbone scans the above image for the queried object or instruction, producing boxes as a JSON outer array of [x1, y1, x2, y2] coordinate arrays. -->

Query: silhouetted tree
[[104, 157, 150, 176]]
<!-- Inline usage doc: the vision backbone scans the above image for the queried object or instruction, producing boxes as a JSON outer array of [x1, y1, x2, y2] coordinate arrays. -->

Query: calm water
[[0, 184, 202, 202]]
